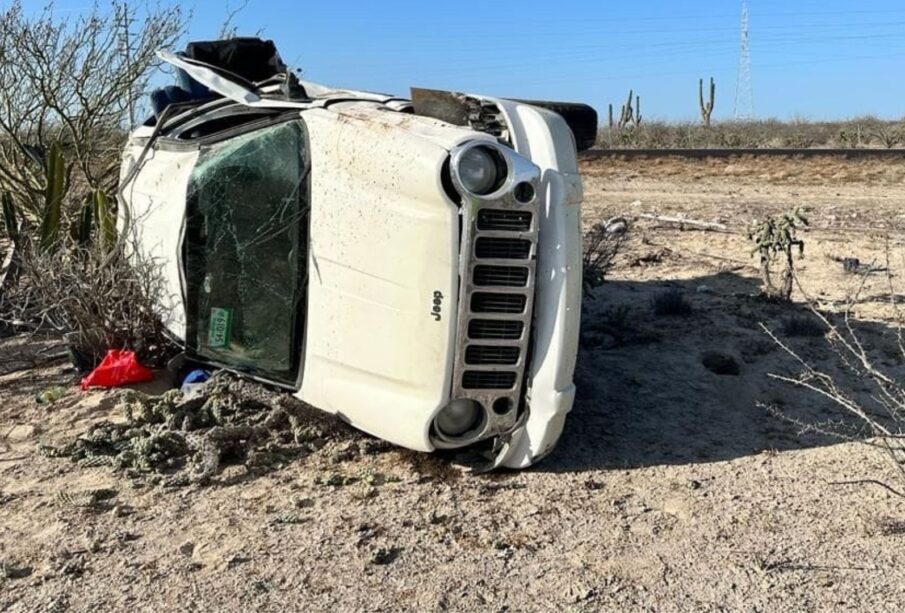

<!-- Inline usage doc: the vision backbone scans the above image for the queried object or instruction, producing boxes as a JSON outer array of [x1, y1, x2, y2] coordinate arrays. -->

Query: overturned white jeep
[[120, 39, 595, 469]]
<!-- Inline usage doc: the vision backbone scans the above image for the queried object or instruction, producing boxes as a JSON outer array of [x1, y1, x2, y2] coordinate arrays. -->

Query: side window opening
[[183, 120, 310, 385], [172, 108, 283, 140]]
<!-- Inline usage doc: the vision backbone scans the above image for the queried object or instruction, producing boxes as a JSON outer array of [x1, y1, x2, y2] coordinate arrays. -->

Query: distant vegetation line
[[595, 117, 905, 150]]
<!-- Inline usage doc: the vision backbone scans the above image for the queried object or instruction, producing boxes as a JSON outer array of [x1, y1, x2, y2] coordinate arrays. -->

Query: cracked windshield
[[184, 120, 309, 383]]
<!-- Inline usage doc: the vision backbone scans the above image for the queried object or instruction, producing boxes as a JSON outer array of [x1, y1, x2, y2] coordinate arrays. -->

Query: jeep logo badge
[[431, 291, 444, 321]]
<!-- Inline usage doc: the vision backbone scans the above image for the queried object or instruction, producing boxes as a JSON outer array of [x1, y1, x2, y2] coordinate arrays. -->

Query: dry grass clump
[[1, 239, 175, 367], [781, 314, 826, 338], [651, 288, 692, 317], [582, 219, 627, 293]]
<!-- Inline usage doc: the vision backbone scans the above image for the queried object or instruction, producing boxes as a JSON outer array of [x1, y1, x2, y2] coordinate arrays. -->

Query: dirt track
[[3, 156, 905, 612]]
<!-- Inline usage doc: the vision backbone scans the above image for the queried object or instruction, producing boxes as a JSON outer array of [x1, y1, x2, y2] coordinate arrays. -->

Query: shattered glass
[[184, 119, 309, 383]]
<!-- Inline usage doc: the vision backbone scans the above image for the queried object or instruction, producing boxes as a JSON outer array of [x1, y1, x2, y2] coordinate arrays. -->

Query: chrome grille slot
[[462, 371, 517, 390], [470, 292, 526, 314], [473, 265, 529, 287], [465, 345, 520, 366], [477, 209, 532, 232], [468, 319, 523, 340], [475, 237, 532, 260]]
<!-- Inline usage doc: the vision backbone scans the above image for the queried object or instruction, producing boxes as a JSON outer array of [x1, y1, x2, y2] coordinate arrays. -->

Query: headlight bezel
[[450, 141, 521, 200]]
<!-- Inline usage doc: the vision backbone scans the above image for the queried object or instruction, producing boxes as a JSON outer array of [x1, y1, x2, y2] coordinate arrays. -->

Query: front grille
[[441, 145, 539, 449], [462, 371, 517, 390], [477, 209, 532, 232], [471, 292, 526, 314], [473, 265, 529, 287], [475, 237, 532, 260], [465, 345, 520, 365], [469, 319, 524, 340]]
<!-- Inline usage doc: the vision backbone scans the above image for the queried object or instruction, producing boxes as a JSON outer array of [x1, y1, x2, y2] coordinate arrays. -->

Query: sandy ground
[[3, 155, 905, 612]]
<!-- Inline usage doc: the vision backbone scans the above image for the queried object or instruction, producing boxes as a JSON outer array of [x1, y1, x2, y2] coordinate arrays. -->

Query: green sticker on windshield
[[207, 307, 233, 349]]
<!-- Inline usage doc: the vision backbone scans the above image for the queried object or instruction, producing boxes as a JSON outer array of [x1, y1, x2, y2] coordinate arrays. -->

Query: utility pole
[[117, 2, 136, 128], [734, 0, 754, 120]]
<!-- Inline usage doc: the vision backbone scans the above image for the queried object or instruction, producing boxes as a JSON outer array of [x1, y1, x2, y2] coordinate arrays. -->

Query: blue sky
[[30, 0, 905, 121]]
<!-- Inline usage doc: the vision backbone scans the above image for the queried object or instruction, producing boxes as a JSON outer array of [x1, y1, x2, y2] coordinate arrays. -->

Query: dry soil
[[3, 154, 905, 612]]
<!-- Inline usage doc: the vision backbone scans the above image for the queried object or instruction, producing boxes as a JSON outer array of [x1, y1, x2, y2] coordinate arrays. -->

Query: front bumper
[[497, 172, 582, 468], [489, 101, 584, 469]]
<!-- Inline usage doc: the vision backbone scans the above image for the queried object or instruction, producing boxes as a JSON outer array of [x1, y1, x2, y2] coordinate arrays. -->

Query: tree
[[0, 1, 185, 223]]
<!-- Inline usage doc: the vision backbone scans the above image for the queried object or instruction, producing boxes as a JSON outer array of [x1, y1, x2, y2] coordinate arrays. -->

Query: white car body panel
[[296, 106, 482, 451], [119, 146, 198, 334]]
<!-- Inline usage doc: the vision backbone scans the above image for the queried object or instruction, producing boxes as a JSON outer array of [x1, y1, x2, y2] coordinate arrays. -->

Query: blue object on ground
[[180, 369, 211, 395]]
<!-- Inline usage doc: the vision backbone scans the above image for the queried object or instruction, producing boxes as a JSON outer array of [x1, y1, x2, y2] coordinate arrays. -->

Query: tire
[[514, 100, 598, 152]]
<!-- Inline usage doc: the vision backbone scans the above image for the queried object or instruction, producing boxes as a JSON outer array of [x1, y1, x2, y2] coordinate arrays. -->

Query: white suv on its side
[[121, 39, 595, 469]]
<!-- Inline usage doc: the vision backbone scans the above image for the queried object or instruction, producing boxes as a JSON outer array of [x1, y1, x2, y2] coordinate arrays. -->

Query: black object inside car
[[149, 38, 305, 121], [184, 38, 287, 84]]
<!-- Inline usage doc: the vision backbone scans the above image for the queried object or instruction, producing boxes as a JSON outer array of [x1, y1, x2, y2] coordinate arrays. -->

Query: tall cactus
[[618, 90, 634, 129], [38, 142, 70, 251], [633, 94, 643, 127], [699, 77, 716, 127], [74, 199, 94, 246], [92, 189, 116, 252]]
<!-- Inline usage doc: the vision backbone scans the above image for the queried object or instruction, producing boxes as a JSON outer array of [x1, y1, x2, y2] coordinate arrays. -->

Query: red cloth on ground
[[80, 349, 154, 390]]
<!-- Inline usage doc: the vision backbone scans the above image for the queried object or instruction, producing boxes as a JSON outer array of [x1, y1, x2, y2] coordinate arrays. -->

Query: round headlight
[[458, 146, 504, 195], [435, 399, 483, 438]]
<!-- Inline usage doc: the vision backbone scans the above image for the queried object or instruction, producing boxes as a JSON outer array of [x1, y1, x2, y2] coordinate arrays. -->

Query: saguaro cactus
[[618, 90, 634, 129], [699, 77, 716, 127], [609, 90, 642, 134]]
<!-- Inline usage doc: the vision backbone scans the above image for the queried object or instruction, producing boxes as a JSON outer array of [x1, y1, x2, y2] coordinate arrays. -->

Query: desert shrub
[[871, 125, 905, 149], [782, 314, 826, 338], [583, 219, 627, 293], [603, 304, 632, 331], [763, 260, 905, 495], [1, 239, 176, 367], [0, 1, 185, 364], [651, 288, 692, 317], [580, 303, 636, 349]]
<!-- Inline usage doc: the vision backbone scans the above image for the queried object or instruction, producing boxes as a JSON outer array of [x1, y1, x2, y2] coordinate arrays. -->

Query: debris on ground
[[40, 373, 346, 486], [54, 488, 117, 509], [36, 386, 68, 405], [80, 349, 154, 390]]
